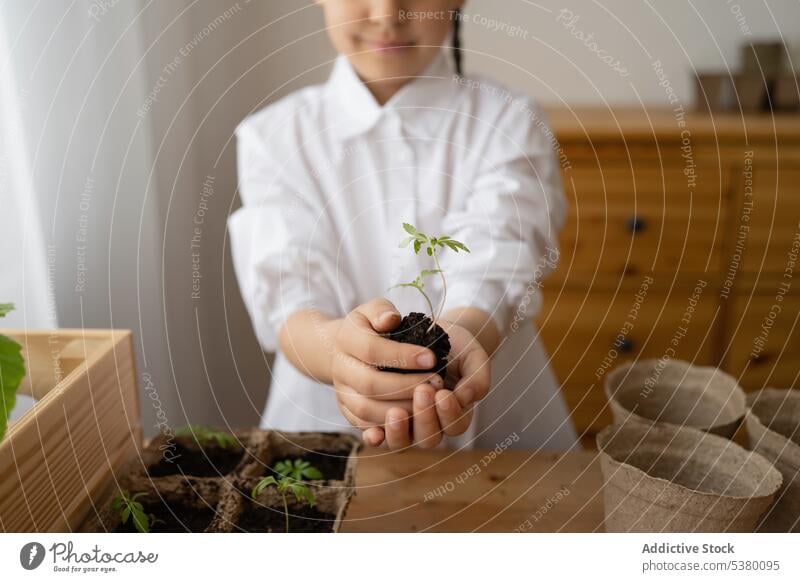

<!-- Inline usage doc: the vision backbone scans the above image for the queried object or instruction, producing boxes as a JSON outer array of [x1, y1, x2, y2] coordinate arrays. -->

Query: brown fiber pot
[[597, 422, 782, 532], [605, 359, 746, 438], [746, 388, 800, 532]]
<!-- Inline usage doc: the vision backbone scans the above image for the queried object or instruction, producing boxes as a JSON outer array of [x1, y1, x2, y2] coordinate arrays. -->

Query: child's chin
[[353, 51, 427, 79]]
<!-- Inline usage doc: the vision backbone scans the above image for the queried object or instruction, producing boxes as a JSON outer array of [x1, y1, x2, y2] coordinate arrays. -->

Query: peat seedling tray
[[82, 430, 360, 533]]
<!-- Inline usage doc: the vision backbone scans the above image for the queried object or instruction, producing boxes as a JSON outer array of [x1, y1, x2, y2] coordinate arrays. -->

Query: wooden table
[[342, 448, 606, 532]]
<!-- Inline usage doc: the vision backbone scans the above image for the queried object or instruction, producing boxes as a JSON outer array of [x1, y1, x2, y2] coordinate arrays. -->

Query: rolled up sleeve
[[441, 99, 566, 333], [228, 124, 353, 352]]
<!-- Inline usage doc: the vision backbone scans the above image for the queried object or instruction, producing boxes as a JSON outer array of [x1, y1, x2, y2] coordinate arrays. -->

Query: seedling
[[393, 223, 470, 331], [251, 458, 323, 533], [175, 424, 239, 449], [111, 491, 158, 533], [274, 458, 324, 481], [0, 304, 26, 442]]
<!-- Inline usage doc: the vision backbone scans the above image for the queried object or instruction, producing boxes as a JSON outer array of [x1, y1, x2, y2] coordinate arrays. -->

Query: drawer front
[[536, 283, 718, 438], [554, 164, 727, 281], [724, 293, 800, 390], [731, 167, 800, 276]]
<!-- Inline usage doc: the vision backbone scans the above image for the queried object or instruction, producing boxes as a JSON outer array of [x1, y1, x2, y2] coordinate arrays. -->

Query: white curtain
[[0, 15, 55, 330]]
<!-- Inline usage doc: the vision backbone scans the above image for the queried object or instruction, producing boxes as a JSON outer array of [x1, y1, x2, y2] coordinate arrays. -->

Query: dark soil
[[270, 450, 349, 481], [114, 499, 216, 533], [148, 443, 242, 478], [235, 502, 336, 533], [380, 312, 450, 379]]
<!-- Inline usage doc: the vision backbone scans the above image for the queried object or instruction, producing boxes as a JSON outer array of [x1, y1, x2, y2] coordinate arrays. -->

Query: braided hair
[[452, 9, 463, 76]]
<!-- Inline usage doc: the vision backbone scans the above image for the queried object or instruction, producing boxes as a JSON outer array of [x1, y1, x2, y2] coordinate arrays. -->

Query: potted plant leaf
[[0, 304, 26, 442], [384, 224, 470, 379]]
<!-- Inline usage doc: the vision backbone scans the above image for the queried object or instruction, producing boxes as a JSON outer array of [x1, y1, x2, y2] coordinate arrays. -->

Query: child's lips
[[362, 38, 415, 53]]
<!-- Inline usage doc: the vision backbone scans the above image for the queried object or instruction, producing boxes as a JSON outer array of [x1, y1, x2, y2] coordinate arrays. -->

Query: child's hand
[[331, 298, 444, 439], [364, 322, 492, 450]]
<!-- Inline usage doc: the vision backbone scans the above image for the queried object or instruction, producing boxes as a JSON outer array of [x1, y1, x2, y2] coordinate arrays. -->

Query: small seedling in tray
[[385, 223, 470, 379], [110, 491, 159, 533], [251, 458, 323, 533], [174, 424, 240, 449]]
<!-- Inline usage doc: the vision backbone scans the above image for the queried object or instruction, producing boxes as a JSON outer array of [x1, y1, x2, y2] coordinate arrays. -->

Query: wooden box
[[0, 329, 140, 532]]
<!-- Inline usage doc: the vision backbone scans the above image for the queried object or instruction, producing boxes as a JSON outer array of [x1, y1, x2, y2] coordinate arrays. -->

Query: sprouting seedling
[[175, 425, 239, 449], [393, 223, 470, 331], [251, 458, 323, 533], [273, 458, 324, 482], [111, 491, 158, 533]]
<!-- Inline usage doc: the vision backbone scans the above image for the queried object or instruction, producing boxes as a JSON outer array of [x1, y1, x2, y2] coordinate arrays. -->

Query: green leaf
[[252, 476, 278, 498], [111, 491, 152, 532], [0, 304, 14, 318], [302, 466, 323, 480], [0, 332, 25, 442], [413, 240, 421, 254], [213, 432, 238, 448], [389, 282, 422, 292], [302, 486, 317, 508], [426, 247, 433, 256], [420, 269, 442, 278], [273, 460, 293, 479], [287, 482, 316, 508], [444, 240, 471, 253], [175, 425, 238, 449], [130, 506, 150, 533], [402, 223, 418, 237], [272, 458, 324, 482], [399, 236, 415, 248]]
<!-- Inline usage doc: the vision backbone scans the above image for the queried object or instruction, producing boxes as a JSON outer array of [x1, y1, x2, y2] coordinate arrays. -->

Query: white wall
[[462, 0, 800, 106]]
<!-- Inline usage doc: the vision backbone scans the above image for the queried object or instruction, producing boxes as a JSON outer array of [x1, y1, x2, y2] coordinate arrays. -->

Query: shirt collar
[[324, 49, 460, 141]]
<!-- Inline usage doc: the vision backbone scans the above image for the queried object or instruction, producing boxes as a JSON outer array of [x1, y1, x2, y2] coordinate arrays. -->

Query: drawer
[[554, 165, 728, 280], [728, 166, 800, 276], [536, 282, 719, 438], [566, 164, 728, 199], [723, 293, 800, 390]]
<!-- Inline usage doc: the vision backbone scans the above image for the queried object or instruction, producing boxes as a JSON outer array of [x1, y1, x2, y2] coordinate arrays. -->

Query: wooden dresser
[[538, 108, 800, 445]]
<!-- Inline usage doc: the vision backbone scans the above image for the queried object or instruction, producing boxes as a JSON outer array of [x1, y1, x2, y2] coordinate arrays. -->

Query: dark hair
[[452, 9, 463, 76]]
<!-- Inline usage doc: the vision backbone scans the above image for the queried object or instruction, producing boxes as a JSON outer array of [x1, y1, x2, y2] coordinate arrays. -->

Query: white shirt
[[229, 51, 578, 450]]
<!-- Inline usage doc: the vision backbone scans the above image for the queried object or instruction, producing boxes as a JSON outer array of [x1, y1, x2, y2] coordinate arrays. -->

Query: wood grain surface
[[342, 448, 605, 532]]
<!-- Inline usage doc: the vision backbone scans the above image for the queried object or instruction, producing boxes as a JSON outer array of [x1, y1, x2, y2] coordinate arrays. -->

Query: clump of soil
[[380, 312, 450, 379], [114, 499, 216, 533], [148, 442, 242, 478], [235, 502, 336, 533]]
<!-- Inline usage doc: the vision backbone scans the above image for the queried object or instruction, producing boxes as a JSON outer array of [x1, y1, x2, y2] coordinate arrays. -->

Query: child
[[229, 0, 577, 451]]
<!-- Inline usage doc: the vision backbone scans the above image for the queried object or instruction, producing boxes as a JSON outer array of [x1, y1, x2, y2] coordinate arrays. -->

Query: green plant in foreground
[[251, 459, 323, 533], [111, 491, 157, 533], [0, 304, 26, 442], [175, 424, 239, 449], [392, 223, 470, 330]]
